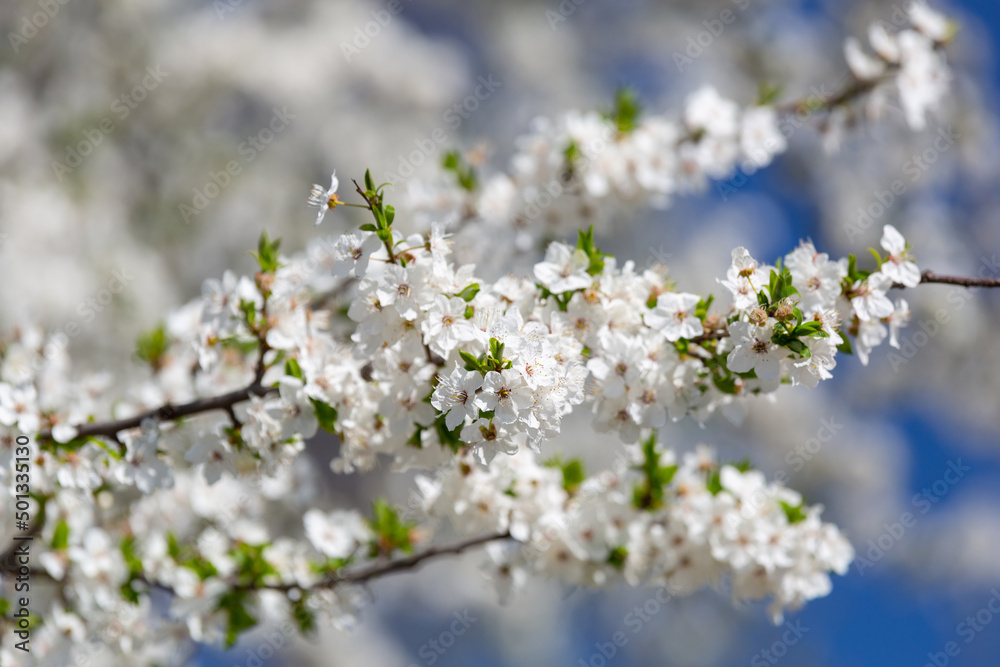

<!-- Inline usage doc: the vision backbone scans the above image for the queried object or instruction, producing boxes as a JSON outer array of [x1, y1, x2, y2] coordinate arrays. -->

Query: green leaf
[[291, 595, 316, 635], [632, 432, 678, 510], [364, 169, 375, 194], [489, 337, 505, 363], [561, 459, 586, 495], [712, 373, 739, 395], [252, 230, 282, 273], [695, 295, 714, 321], [359, 223, 378, 232], [167, 531, 182, 560], [285, 358, 303, 380], [836, 330, 853, 355], [606, 87, 642, 134], [757, 81, 783, 106], [455, 283, 480, 302], [607, 546, 628, 570], [564, 140, 580, 164], [459, 349, 485, 374], [120, 536, 145, 603], [135, 323, 169, 371], [219, 591, 257, 647], [51, 520, 69, 550], [433, 411, 465, 453], [868, 247, 883, 268], [0, 599, 9, 617], [384, 204, 395, 227], [780, 501, 807, 524], [706, 470, 723, 495], [368, 500, 415, 556], [576, 225, 610, 275], [442, 150, 478, 191], [311, 399, 338, 434]]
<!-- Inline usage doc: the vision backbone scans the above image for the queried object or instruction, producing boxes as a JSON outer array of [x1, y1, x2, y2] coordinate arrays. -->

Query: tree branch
[[328, 531, 511, 588], [915, 270, 1000, 288], [37, 381, 276, 442]]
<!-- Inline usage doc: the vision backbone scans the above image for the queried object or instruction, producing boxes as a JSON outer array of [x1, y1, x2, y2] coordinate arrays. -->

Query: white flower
[[740, 107, 787, 168], [719, 247, 770, 309], [422, 295, 478, 358], [896, 30, 950, 131], [878, 224, 921, 287], [644, 292, 703, 342], [851, 272, 895, 322], [277, 376, 319, 440], [460, 418, 519, 464], [868, 22, 900, 63], [844, 37, 886, 80], [684, 86, 740, 137], [115, 418, 172, 493], [855, 319, 888, 366], [785, 240, 848, 314], [308, 171, 341, 225], [431, 365, 484, 430], [475, 369, 534, 425], [533, 242, 593, 293], [726, 321, 786, 382], [184, 433, 237, 485], [331, 232, 382, 279], [909, 2, 951, 41], [0, 382, 40, 433], [304, 509, 373, 560], [887, 298, 912, 349]]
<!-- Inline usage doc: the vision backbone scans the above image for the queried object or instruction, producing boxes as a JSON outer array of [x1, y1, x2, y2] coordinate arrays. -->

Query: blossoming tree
[[1, 3, 996, 664]]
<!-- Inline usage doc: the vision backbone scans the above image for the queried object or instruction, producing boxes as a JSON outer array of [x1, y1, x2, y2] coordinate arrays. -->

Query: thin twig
[[916, 270, 1000, 289]]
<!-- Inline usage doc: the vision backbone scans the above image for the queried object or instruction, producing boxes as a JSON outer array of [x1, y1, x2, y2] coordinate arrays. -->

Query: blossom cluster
[[1, 206, 918, 663], [419, 440, 853, 624], [0, 3, 959, 663], [398, 3, 953, 272]]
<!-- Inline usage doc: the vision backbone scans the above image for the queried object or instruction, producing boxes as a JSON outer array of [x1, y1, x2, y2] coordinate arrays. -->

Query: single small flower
[[644, 292, 704, 342], [851, 272, 895, 322], [726, 321, 786, 382], [308, 171, 341, 225], [878, 224, 921, 287]]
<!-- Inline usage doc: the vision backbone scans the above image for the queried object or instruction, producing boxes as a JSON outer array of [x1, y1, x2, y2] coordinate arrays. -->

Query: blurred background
[[2, 0, 1000, 664]]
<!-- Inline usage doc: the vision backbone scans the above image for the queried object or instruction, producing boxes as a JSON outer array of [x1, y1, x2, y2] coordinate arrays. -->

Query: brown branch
[[916, 270, 1000, 289], [222, 531, 512, 594], [37, 381, 276, 442], [322, 530, 511, 589], [774, 74, 883, 117], [689, 330, 729, 344]]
